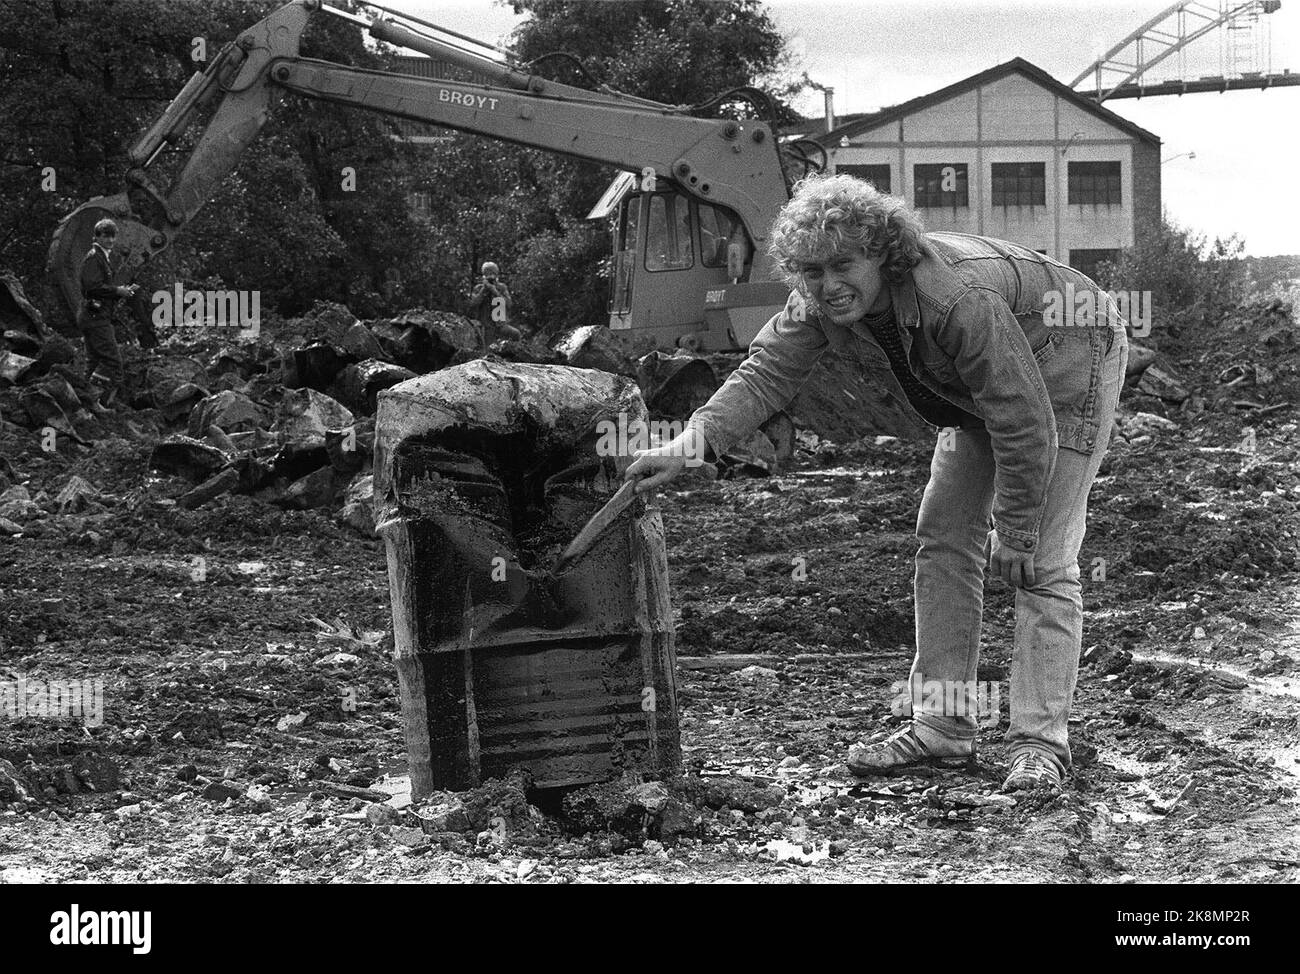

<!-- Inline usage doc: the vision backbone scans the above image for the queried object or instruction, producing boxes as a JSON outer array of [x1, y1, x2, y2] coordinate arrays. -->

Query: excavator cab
[[599, 176, 783, 351], [601, 179, 790, 351]]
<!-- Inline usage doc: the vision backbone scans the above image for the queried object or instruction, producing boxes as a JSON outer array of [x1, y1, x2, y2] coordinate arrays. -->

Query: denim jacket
[[687, 232, 1128, 553]]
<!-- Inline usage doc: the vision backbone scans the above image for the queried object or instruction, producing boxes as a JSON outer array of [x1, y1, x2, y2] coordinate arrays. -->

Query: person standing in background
[[468, 260, 522, 343]]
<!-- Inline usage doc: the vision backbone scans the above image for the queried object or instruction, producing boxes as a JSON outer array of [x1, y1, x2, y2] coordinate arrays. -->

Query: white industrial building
[[807, 58, 1161, 280]]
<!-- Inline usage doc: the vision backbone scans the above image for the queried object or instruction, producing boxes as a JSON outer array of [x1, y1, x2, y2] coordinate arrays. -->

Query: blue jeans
[[907, 335, 1127, 772]]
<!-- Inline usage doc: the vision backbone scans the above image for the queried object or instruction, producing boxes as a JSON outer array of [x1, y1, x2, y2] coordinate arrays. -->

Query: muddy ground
[[1, 307, 1298, 884]]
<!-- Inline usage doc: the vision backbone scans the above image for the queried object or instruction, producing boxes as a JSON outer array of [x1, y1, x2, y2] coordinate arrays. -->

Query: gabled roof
[[810, 57, 1160, 146]]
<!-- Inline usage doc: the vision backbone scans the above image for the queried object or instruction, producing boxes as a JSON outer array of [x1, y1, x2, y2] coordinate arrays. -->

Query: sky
[[376, 0, 1299, 256]]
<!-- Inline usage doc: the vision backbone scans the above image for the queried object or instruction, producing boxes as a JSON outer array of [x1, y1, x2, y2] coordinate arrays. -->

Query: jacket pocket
[[1030, 332, 1057, 364]]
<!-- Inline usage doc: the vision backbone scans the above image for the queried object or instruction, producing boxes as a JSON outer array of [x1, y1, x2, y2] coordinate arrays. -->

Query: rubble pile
[[1, 272, 812, 537]]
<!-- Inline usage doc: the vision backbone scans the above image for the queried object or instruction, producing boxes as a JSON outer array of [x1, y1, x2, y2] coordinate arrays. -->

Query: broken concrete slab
[[0, 485, 44, 522], [1125, 342, 1157, 378], [324, 416, 375, 475], [330, 359, 416, 415], [178, 467, 242, 509], [160, 382, 211, 424], [551, 324, 637, 376], [187, 390, 267, 438], [339, 322, 385, 361], [53, 475, 100, 513], [290, 343, 348, 392], [278, 465, 340, 509], [1137, 364, 1189, 403], [1, 330, 41, 357], [635, 351, 720, 420], [0, 271, 46, 336], [339, 473, 374, 535], [273, 388, 354, 454], [0, 350, 37, 386], [149, 435, 232, 481]]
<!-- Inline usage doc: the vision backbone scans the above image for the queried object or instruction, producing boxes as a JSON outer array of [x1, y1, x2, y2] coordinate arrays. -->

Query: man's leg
[[81, 316, 124, 401], [1005, 340, 1126, 777], [910, 426, 997, 744], [848, 426, 995, 773]]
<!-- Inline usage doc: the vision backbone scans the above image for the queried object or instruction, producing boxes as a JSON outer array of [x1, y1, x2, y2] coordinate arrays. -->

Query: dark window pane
[[914, 163, 968, 208], [838, 164, 892, 193], [1068, 161, 1121, 204]]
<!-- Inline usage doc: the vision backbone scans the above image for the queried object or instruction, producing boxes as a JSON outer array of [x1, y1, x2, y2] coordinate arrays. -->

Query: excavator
[[47, 0, 827, 352]]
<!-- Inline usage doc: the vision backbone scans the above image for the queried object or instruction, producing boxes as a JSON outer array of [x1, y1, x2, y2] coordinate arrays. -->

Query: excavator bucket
[[46, 193, 157, 330]]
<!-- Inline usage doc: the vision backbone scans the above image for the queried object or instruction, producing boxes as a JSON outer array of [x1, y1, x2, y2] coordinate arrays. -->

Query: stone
[[722, 430, 778, 476], [339, 473, 375, 535], [53, 475, 100, 513], [0, 350, 37, 385], [150, 435, 232, 481], [1121, 411, 1178, 438], [325, 417, 375, 474], [187, 390, 266, 437], [552, 325, 638, 376], [274, 388, 354, 454], [177, 467, 241, 509], [0, 759, 31, 802], [279, 466, 340, 509], [160, 382, 210, 424], [339, 322, 385, 361], [0, 271, 46, 334], [1124, 342, 1157, 377], [290, 343, 348, 391], [1, 329, 42, 358], [331, 359, 416, 415], [202, 781, 244, 801], [1137, 364, 1188, 403], [635, 351, 720, 420], [0, 485, 42, 522]]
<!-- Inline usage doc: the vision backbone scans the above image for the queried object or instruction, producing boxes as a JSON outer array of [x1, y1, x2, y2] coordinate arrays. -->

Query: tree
[[397, 0, 806, 334], [0, 0, 441, 318]]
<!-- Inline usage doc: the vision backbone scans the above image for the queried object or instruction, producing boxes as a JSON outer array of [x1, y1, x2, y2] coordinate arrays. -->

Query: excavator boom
[[49, 0, 797, 349]]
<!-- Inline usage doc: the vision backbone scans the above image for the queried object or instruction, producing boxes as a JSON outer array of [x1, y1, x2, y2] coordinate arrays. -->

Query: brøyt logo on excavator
[[150, 284, 260, 339]]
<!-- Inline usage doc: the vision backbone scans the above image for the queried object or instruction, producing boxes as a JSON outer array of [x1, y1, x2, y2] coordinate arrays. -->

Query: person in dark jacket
[[78, 219, 138, 404], [468, 261, 522, 343], [626, 174, 1129, 793]]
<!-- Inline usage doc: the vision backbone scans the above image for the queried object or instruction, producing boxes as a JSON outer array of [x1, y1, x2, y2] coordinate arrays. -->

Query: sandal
[[1001, 749, 1063, 792], [847, 726, 976, 777]]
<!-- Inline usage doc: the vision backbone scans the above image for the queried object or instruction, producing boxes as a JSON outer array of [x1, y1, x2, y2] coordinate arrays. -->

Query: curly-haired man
[[626, 173, 1129, 792]]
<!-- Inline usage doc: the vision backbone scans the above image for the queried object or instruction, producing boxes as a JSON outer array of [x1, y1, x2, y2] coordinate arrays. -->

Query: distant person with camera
[[468, 260, 522, 344]]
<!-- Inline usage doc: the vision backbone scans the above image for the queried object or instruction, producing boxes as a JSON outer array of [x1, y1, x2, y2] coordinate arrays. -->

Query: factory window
[[1069, 249, 1121, 282], [838, 164, 892, 193], [1068, 161, 1122, 205], [914, 163, 968, 208], [645, 192, 694, 271], [991, 162, 1046, 206]]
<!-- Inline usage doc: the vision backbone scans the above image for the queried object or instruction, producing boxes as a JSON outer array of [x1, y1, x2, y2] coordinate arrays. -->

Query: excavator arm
[[48, 0, 789, 326]]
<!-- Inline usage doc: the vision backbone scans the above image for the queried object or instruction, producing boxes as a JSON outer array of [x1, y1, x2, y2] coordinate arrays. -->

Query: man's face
[[798, 247, 888, 324], [95, 231, 115, 254]]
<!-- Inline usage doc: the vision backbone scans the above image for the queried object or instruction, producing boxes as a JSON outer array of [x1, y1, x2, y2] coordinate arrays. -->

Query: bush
[[1097, 214, 1249, 328]]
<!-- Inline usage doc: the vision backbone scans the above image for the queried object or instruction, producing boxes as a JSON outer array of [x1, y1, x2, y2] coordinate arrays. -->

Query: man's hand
[[625, 428, 707, 494], [988, 531, 1036, 588]]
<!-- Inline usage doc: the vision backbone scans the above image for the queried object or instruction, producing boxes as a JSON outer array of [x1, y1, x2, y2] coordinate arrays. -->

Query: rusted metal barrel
[[374, 360, 680, 796]]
